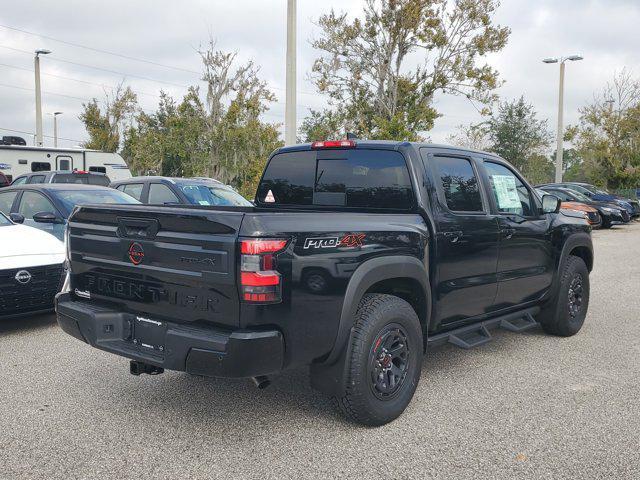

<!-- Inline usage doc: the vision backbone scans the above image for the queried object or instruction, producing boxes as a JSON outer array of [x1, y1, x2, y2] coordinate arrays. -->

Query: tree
[[122, 88, 209, 177], [79, 84, 137, 152], [570, 70, 640, 188], [199, 41, 282, 193], [448, 96, 553, 183], [446, 122, 490, 151], [301, 0, 510, 141], [560, 148, 587, 182], [486, 96, 552, 173], [121, 40, 282, 198]]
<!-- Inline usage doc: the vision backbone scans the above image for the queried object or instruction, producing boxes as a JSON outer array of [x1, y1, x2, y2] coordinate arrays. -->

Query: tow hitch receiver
[[130, 360, 164, 376]]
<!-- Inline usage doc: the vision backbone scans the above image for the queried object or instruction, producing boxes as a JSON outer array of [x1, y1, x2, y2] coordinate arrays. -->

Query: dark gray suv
[[11, 170, 111, 186], [110, 176, 251, 206]]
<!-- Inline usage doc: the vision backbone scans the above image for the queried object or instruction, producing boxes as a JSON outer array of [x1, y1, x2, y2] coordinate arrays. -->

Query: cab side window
[[484, 162, 535, 216]]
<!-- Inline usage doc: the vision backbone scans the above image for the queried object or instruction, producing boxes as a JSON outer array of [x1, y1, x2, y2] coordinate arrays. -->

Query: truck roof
[[275, 140, 499, 159], [6, 183, 113, 191], [112, 176, 224, 185]]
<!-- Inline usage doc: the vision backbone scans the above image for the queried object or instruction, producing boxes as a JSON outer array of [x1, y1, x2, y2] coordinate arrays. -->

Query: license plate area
[[133, 316, 166, 353]]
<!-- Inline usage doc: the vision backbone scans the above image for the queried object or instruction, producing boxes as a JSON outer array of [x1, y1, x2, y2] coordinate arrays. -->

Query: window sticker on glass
[[492, 175, 521, 209], [264, 189, 275, 203]]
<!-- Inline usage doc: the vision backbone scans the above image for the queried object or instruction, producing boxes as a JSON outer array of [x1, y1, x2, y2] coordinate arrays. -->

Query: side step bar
[[427, 308, 539, 350]]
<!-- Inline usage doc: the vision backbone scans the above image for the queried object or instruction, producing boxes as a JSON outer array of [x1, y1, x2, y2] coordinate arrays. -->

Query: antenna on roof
[[346, 132, 358, 140]]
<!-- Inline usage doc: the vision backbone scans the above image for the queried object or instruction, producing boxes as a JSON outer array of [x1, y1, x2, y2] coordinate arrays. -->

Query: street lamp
[[285, 0, 297, 146], [51, 111, 63, 148], [543, 54, 583, 182], [34, 49, 51, 147]]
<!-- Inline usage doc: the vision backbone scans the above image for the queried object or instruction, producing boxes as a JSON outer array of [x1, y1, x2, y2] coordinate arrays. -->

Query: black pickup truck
[[56, 140, 593, 426]]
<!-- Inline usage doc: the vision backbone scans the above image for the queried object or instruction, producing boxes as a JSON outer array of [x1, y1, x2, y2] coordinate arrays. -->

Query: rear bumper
[[55, 293, 284, 378]]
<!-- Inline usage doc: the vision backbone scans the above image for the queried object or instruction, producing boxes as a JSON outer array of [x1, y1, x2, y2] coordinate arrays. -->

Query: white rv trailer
[[0, 145, 132, 183]]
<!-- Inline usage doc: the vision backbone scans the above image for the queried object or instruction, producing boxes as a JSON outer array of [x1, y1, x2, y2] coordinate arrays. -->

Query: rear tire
[[538, 256, 590, 337], [333, 294, 423, 426]]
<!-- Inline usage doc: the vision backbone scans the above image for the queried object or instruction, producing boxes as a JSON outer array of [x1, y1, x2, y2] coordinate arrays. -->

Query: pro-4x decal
[[303, 233, 366, 249], [304, 237, 339, 249], [340, 233, 366, 247]]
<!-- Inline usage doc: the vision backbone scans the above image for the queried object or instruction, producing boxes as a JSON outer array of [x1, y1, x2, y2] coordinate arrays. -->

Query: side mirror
[[542, 194, 561, 214], [9, 212, 25, 224], [33, 211, 64, 224]]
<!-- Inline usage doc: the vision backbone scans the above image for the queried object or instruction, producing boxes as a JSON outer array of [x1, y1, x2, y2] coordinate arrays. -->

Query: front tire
[[538, 256, 590, 337], [334, 294, 423, 426]]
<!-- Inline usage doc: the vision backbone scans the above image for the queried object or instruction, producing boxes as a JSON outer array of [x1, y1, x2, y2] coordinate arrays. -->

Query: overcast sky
[[1, 0, 639, 150]]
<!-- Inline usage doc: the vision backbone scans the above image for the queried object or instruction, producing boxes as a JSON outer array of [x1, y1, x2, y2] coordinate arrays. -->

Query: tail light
[[239, 238, 288, 303]]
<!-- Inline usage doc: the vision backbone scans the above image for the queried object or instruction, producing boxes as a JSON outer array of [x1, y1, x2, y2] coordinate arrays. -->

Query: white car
[[0, 212, 66, 318]]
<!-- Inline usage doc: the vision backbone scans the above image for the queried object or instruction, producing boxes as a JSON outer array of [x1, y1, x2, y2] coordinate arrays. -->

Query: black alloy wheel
[[368, 325, 410, 400], [567, 274, 584, 318]]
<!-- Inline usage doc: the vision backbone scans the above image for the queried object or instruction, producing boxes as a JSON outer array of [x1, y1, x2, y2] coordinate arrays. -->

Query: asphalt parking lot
[[1, 223, 639, 480]]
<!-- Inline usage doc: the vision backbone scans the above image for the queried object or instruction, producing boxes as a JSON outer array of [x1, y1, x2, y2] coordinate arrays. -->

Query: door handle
[[443, 230, 463, 243], [500, 227, 516, 239]]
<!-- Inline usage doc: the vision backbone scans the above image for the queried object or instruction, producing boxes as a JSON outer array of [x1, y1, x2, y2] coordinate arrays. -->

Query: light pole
[[285, 0, 297, 146], [34, 48, 51, 147], [52, 111, 63, 148], [543, 55, 583, 183]]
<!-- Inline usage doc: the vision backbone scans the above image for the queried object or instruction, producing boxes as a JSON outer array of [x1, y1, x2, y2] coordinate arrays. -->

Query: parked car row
[[0, 171, 253, 241], [0, 170, 253, 321], [0, 211, 66, 319], [536, 182, 638, 229]]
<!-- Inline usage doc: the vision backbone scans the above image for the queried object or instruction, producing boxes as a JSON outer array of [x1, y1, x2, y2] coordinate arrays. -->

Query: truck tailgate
[[67, 205, 244, 328]]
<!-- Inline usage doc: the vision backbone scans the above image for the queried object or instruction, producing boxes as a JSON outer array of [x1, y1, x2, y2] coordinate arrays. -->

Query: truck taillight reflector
[[241, 272, 280, 286], [240, 239, 288, 255], [239, 238, 288, 304], [311, 140, 356, 149]]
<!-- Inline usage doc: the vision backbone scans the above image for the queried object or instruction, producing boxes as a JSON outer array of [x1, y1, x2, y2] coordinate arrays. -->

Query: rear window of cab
[[257, 149, 414, 210], [52, 173, 111, 186]]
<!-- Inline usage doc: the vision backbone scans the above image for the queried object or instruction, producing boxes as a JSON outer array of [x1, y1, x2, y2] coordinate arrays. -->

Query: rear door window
[[148, 183, 180, 204], [121, 183, 144, 201], [432, 156, 483, 212], [27, 175, 46, 184], [11, 177, 27, 185], [0, 191, 18, 214], [257, 149, 413, 209]]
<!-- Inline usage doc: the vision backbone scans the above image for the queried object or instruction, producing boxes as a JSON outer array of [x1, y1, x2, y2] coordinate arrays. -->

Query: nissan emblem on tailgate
[[128, 242, 145, 265]]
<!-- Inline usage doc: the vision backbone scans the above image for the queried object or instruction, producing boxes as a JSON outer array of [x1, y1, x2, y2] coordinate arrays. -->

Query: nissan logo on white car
[[14, 270, 32, 284]]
